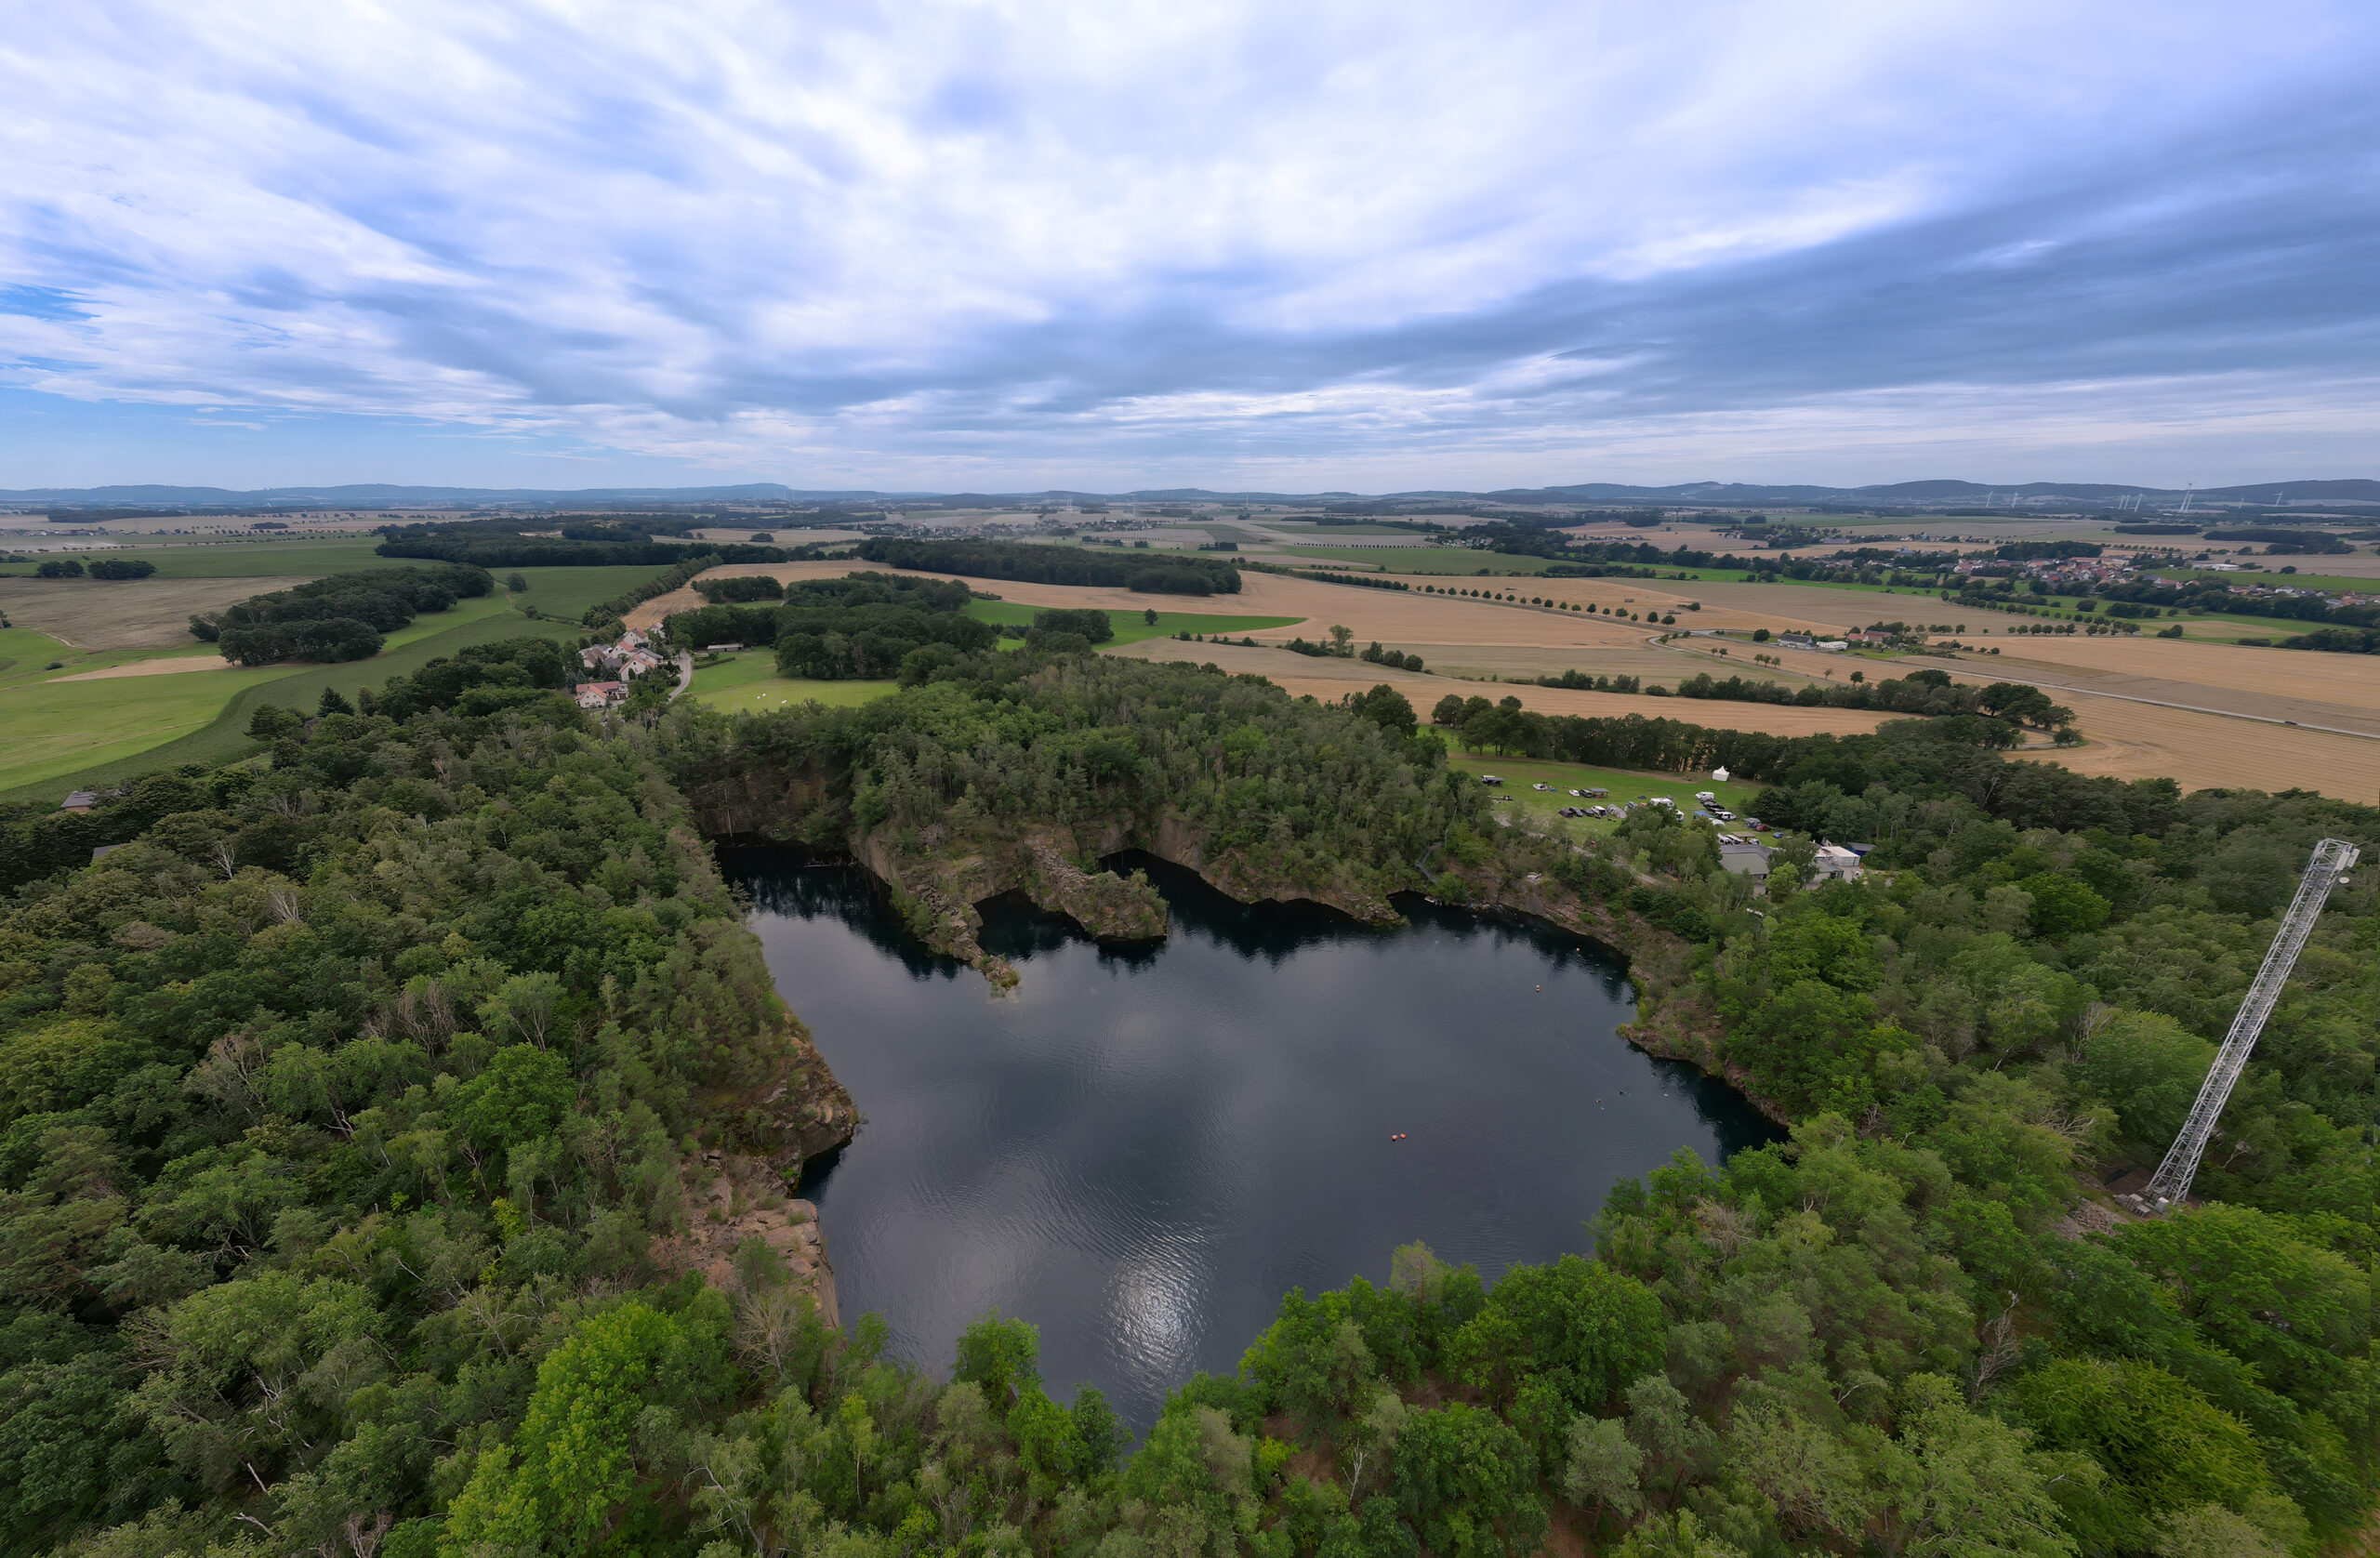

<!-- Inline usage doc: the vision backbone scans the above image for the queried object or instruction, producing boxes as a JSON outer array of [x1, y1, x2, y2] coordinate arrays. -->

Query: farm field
[[0, 574, 297, 651], [960, 600, 1302, 645], [502, 562, 680, 621], [1276, 546, 1556, 574], [0, 595, 583, 805], [0, 661, 294, 792], [638, 557, 2380, 800], [13, 535, 397, 576]]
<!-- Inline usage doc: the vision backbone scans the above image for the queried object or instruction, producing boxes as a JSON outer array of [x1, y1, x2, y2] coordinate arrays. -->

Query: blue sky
[[3, 0, 2375, 492]]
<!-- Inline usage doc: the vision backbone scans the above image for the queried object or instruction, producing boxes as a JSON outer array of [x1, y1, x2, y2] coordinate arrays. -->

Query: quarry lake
[[723, 848, 1779, 1429]]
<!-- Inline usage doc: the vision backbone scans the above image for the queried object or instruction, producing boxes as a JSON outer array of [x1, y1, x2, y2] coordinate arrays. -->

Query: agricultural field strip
[[1659, 628, 2380, 738]]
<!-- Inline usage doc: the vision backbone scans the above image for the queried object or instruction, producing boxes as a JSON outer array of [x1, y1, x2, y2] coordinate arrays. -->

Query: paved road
[[668, 650, 694, 701]]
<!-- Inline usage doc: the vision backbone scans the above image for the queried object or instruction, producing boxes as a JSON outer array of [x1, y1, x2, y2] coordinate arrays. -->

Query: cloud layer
[[4, 0, 2376, 487]]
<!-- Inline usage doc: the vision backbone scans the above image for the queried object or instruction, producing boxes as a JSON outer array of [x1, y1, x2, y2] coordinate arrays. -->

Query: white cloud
[[1, 0, 2375, 484]]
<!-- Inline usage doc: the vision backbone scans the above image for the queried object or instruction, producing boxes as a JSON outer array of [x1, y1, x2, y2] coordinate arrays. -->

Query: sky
[[3, 0, 2376, 494]]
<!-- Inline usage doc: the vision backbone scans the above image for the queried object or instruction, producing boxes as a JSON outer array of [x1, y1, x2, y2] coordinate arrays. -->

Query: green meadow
[[688, 652, 897, 712], [1442, 749, 1766, 830], [960, 600, 1303, 644]]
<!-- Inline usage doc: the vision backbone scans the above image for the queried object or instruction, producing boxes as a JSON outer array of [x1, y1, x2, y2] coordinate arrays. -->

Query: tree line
[[853, 538, 1243, 596]]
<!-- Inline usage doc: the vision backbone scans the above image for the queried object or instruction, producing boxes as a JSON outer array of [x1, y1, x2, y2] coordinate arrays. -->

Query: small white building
[[1808, 844, 1864, 884], [575, 680, 628, 710]]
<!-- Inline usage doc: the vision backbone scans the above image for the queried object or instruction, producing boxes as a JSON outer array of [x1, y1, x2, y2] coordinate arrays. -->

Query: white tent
[[1712, 766, 1730, 782]]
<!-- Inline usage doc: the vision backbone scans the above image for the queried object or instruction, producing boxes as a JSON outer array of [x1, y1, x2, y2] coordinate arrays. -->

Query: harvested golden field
[[2030, 696, 2380, 799], [0, 575, 285, 652], [649, 559, 2378, 799], [1948, 631, 2380, 705], [1944, 646, 2380, 739], [1105, 638, 1897, 738]]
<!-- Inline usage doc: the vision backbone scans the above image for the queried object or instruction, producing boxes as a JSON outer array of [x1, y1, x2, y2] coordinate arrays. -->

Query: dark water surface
[[723, 848, 1777, 1428]]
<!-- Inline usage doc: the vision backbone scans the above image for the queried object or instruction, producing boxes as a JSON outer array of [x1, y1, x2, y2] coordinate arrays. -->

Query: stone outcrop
[[659, 1149, 840, 1327]]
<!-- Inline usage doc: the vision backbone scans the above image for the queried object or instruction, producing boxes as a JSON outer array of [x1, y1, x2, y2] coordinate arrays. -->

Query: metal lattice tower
[[2131, 838, 2360, 1213]]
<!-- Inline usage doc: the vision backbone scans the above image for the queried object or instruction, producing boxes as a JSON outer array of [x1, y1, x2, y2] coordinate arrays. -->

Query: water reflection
[[724, 845, 1778, 1430]]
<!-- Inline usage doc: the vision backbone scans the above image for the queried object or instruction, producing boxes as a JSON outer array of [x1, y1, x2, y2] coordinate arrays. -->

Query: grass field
[[688, 652, 896, 712], [2149, 568, 2378, 594], [0, 663, 296, 794], [20, 536, 399, 577], [0, 600, 586, 804], [0, 627, 228, 689], [1281, 547, 1556, 574], [503, 563, 680, 621], [1442, 750, 1765, 832], [962, 600, 1302, 646]]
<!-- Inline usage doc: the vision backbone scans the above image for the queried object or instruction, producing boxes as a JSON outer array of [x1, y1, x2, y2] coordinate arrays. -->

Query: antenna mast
[[2126, 838, 2360, 1214]]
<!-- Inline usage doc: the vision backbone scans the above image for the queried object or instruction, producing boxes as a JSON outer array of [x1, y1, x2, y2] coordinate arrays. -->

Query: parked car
[[1532, 783, 1554, 791], [1480, 774, 1503, 786]]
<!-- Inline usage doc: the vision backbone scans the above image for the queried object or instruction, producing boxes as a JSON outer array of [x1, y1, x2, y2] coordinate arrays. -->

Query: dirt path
[[48, 654, 236, 681]]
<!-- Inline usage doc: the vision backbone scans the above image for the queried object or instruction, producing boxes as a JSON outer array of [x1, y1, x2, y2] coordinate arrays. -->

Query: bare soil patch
[[49, 654, 237, 681]]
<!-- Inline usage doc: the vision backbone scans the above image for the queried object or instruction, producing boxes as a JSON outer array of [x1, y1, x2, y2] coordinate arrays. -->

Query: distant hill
[[4, 478, 2373, 510]]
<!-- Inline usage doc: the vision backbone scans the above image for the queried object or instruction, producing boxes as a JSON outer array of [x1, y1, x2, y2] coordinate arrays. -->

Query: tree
[[2071, 1009, 2213, 1148], [1561, 1416, 1644, 1524], [1866, 1375, 2075, 1558], [1610, 1510, 1748, 1558], [507, 573, 529, 592], [953, 1311, 1040, 1410], [1143, 607, 1158, 625], [1329, 624, 1355, 656], [1349, 684, 1418, 737], [439, 1302, 682, 1556], [1390, 1403, 1544, 1558], [318, 686, 355, 717]]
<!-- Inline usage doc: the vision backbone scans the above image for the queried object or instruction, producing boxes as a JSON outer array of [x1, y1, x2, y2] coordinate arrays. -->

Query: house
[[575, 680, 628, 710], [59, 790, 99, 813], [1808, 843, 1864, 883], [1720, 841, 1774, 882]]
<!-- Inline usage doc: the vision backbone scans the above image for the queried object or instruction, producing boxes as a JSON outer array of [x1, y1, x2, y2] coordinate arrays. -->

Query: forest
[[187, 565, 496, 667], [377, 519, 799, 571], [852, 538, 1243, 595], [0, 633, 2370, 1557], [663, 574, 997, 682]]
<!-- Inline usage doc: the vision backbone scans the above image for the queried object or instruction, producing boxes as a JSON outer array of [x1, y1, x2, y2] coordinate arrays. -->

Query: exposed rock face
[[745, 1012, 859, 1170], [660, 1150, 840, 1327]]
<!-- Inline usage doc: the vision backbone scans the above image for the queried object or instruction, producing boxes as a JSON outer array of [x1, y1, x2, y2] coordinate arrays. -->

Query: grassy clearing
[[0, 602, 585, 805], [500, 563, 680, 621], [691, 662, 897, 713], [1441, 748, 1767, 831], [961, 600, 1302, 646]]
